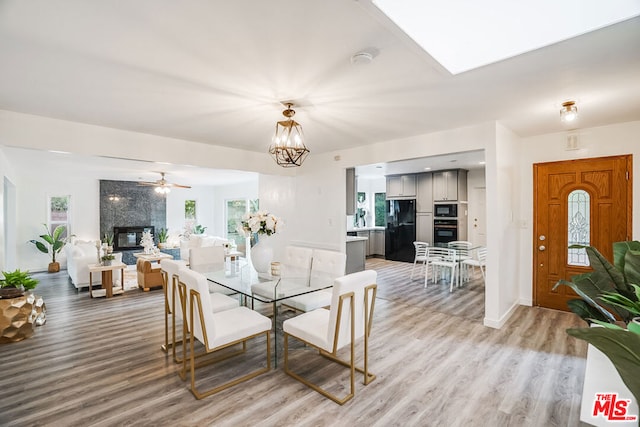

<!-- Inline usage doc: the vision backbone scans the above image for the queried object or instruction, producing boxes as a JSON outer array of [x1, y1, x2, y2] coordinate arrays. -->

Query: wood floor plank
[[0, 259, 588, 426]]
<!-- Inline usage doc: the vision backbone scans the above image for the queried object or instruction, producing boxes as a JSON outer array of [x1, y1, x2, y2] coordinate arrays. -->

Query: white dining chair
[[429, 247, 459, 292], [160, 259, 188, 361], [176, 268, 240, 376], [189, 246, 235, 295], [462, 246, 487, 283], [448, 241, 472, 282], [282, 249, 346, 313], [180, 267, 271, 399], [283, 270, 377, 405], [410, 241, 429, 280], [251, 245, 313, 308]]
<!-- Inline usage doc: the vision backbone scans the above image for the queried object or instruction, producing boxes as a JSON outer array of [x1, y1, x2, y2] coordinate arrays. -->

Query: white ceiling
[[3, 146, 257, 186], [1, 0, 640, 161]]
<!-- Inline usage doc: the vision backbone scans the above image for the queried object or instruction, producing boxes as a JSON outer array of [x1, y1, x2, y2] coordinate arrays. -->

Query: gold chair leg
[[190, 331, 271, 399]]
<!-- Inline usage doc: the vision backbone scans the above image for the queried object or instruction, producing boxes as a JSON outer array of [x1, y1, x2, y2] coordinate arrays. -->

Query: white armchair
[[65, 241, 122, 289]]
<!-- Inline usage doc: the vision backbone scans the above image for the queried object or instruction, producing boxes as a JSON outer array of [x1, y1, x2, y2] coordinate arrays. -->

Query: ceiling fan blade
[[171, 183, 192, 189], [137, 181, 158, 186]]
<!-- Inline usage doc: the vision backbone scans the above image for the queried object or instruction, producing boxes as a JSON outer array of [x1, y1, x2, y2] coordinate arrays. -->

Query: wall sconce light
[[560, 101, 578, 123]]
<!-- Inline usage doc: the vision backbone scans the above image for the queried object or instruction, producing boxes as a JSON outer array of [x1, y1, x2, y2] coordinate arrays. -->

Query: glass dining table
[[204, 260, 332, 365]]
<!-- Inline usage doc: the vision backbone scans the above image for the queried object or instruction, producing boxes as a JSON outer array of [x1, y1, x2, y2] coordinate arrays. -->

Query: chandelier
[[269, 103, 310, 167]]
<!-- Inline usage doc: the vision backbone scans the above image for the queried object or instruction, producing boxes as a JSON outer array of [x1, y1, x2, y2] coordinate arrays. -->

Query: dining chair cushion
[[283, 290, 332, 312], [187, 269, 270, 349], [210, 292, 241, 313], [283, 308, 331, 350], [283, 270, 376, 352]]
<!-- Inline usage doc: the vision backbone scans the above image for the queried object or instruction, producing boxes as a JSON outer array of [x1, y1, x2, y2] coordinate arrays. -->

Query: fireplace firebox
[[113, 226, 155, 251]]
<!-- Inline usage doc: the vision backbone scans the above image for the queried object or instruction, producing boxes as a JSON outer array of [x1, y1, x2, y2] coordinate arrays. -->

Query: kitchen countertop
[[347, 226, 385, 232]]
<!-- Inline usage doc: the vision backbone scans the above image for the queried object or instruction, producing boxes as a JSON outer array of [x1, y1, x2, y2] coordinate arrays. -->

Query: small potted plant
[[193, 224, 207, 235], [157, 228, 169, 249], [102, 233, 114, 253], [101, 254, 116, 266], [0, 269, 39, 298], [29, 224, 70, 273]]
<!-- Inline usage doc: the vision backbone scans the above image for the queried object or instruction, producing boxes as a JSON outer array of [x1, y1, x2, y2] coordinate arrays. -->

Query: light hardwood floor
[[0, 259, 590, 427]]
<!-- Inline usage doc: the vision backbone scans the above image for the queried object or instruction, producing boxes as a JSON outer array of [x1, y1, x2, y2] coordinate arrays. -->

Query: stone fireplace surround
[[99, 180, 167, 264]]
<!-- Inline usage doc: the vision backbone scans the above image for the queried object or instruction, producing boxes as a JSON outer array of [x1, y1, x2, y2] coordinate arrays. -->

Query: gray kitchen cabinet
[[386, 174, 416, 199], [356, 231, 371, 256], [371, 229, 385, 256], [433, 169, 468, 201], [346, 167, 356, 215], [346, 238, 366, 274], [416, 172, 433, 212], [416, 212, 434, 246]]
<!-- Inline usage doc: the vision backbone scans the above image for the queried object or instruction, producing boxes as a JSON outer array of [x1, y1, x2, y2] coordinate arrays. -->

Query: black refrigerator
[[385, 199, 416, 262]]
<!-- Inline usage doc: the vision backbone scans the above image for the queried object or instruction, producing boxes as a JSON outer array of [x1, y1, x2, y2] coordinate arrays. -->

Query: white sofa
[[64, 240, 122, 289], [179, 234, 229, 261]]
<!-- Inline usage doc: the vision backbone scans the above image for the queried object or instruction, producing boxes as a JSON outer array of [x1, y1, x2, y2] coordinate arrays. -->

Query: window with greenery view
[[375, 193, 386, 226], [185, 200, 196, 220], [49, 195, 70, 238], [226, 198, 259, 249]]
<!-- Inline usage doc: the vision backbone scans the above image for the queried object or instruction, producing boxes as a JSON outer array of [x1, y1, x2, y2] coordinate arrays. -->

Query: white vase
[[251, 238, 273, 274]]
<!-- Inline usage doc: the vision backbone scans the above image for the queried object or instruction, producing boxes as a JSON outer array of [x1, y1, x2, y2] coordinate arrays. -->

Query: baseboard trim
[[483, 301, 519, 329]]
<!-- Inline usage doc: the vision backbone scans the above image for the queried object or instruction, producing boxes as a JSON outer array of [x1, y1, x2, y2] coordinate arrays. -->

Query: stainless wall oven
[[433, 219, 458, 246]]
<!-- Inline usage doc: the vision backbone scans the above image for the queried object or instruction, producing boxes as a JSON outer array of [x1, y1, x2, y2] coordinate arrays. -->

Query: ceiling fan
[[137, 172, 191, 194]]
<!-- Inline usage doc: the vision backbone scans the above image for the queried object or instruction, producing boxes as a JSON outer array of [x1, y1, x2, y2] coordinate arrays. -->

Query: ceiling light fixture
[[560, 101, 578, 123], [154, 186, 170, 194], [269, 102, 310, 168]]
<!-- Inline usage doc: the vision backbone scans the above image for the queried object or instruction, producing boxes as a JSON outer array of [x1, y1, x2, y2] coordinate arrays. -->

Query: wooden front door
[[533, 155, 632, 311]]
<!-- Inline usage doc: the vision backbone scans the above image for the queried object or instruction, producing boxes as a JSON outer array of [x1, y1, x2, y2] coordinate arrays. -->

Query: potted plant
[[0, 269, 39, 298], [101, 254, 115, 266], [28, 224, 69, 273], [193, 224, 207, 235], [102, 233, 114, 253], [554, 241, 640, 403], [157, 228, 169, 249]]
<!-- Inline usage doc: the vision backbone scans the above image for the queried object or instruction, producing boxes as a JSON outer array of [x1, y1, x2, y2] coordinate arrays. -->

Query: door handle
[[539, 245, 546, 251]]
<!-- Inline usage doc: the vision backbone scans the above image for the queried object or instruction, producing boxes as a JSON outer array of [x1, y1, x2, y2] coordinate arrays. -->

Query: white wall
[[483, 123, 521, 328], [257, 174, 296, 262], [0, 148, 18, 271], [166, 185, 216, 240], [518, 120, 640, 306], [212, 180, 259, 238]]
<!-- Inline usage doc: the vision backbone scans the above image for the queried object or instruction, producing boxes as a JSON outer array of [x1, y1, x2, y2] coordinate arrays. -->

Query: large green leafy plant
[[0, 269, 39, 290], [555, 241, 640, 403], [553, 241, 640, 324], [29, 224, 68, 264]]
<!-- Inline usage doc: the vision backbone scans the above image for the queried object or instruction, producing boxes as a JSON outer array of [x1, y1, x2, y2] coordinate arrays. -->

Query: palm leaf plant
[[28, 224, 68, 272]]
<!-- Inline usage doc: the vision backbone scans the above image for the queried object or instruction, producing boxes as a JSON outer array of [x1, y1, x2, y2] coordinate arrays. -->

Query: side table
[[88, 263, 126, 298]]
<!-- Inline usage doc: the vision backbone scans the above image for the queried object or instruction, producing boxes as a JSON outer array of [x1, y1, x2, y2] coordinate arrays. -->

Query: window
[[374, 193, 386, 226], [185, 200, 196, 230], [226, 198, 259, 249], [48, 195, 70, 238], [567, 189, 590, 266]]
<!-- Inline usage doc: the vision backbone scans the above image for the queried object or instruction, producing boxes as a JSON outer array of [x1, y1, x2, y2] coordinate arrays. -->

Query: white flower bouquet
[[238, 211, 280, 237]]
